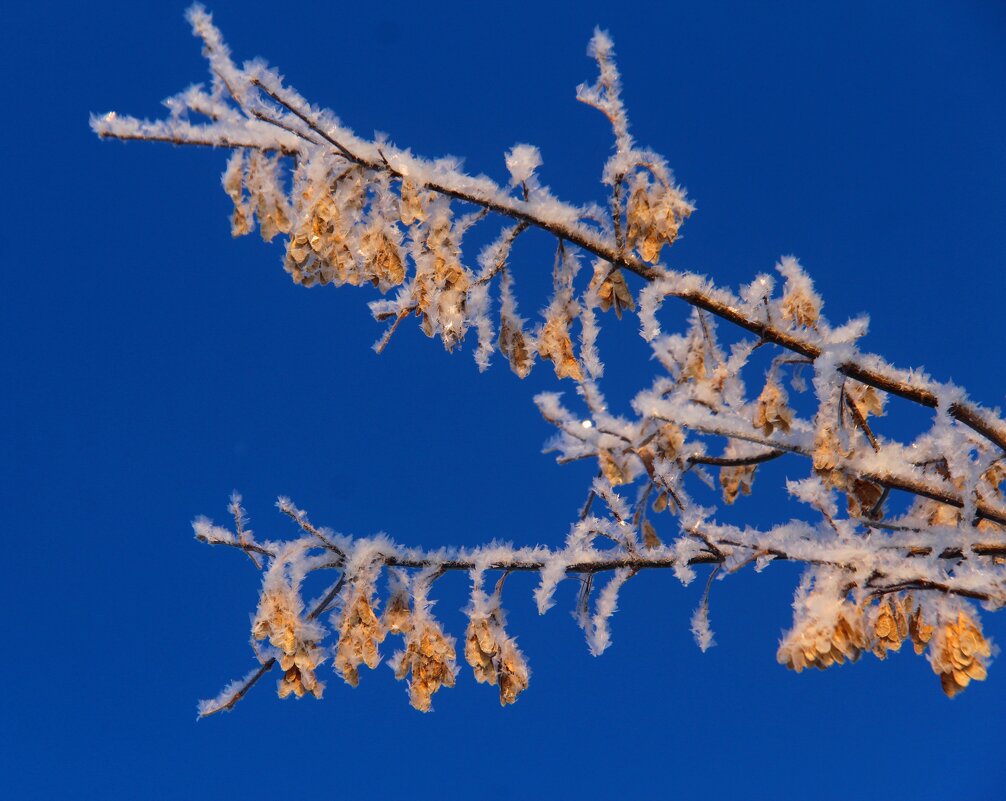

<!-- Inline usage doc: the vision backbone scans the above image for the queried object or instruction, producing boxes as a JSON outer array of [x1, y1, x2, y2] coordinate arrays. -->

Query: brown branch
[[844, 393, 880, 452], [662, 415, 1006, 527], [95, 129, 298, 156], [688, 449, 786, 468]]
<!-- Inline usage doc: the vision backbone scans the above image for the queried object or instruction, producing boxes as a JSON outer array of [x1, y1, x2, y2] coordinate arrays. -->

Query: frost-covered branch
[[97, 6, 1006, 712]]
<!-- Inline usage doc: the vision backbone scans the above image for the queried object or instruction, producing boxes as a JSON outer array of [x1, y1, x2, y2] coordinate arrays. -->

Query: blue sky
[[3, 1, 1006, 799]]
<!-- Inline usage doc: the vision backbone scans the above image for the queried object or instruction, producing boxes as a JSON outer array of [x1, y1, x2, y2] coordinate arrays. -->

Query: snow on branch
[[96, 7, 1006, 714]]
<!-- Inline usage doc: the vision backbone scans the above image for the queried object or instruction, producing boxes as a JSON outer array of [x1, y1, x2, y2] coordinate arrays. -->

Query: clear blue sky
[[3, 2, 1006, 799]]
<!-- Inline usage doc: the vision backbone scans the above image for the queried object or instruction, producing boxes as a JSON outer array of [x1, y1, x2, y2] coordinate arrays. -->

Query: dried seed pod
[[498, 314, 533, 378], [812, 425, 846, 478], [779, 269, 821, 328], [642, 520, 661, 549], [394, 620, 457, 712], [930, 611, 991, 697], [247, 151, 292, 243], [463, 614, 529, 706], [464, 617, 499, 684], [590, 262, 635, 318], [399, 177, 428, 225], [334, 591, 387, 687], [284, 182, 360, 287], [982, 462, 1006, 498], [654, 423, 684, 462], [846, 383, 885, 420], [752, 378, 793, 436], [359, 225, 405, 289], [497, 639, 530, 706], [383, 591, 413, 636], [652, 188, 691, 247], [222, 150, 253, 237], [252, 585, 325, 701], [412, 217, 471, 350], [538, 314, 583, 381], [908, 601, 935, 655], [847, 478, 884, 519], [625, 181, 691, 263], [778, 601, 867, 672], [871, 596, 909, 659], [625, 185, 654, 261], [598, 449, 628, 487], [720, 464, 756, 504]]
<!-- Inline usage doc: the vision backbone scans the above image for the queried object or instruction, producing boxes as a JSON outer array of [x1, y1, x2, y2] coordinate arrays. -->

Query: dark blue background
[[3, 2, 1005, 799]]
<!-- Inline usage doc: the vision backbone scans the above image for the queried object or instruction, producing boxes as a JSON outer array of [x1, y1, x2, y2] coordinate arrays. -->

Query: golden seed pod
[[497, 640, 530, 707], [625, 183, 691, 263], [411, 219, 471, 350], [252, 588, 300, 655], [252, 586, 326, 701], [538, 315, 583, 381], [871, 596, 909, 659], [463, 615, 529, 706], [846, 383, 885, 421], [383, 592, 413, 636], [590, 263, 635, 318], [780, 284, 820, 329], [499, 314, 534, 379], [598, 449, 628, 487], [720, 464, 756, 505], [655, 423, 684, 462], [334, 592, 387, 687], [396, 621, 457, 712], [360, 226, 405, 289], [464, 617, 499, 685], [907, 601, 934, 656], [399, 178, 428, 225], [778, 603, 867, 673], [625, 186, 654, 261], [930, 612, 991, 698], [641, 520, 661, 549], [846, 478, 884, 519], [752, 378, 793, 436]]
